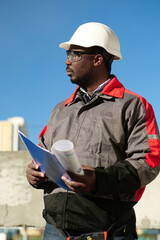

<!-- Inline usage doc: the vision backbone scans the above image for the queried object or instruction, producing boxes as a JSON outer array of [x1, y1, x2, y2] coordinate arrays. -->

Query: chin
[[70, 77, 84, 87], [70, 78, 80, 85]]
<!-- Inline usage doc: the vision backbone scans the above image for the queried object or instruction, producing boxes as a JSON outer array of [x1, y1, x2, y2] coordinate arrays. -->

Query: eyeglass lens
[[66, 50, 83, 62]]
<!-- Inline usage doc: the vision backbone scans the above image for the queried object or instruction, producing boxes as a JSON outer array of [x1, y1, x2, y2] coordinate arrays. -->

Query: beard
[[67, 63, 96, 89], [70, 76, 86, 87], [70, 74, 95, 91]]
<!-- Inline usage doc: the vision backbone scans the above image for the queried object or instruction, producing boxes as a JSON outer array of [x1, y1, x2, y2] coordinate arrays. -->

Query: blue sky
[[0, 0, 160, 144]]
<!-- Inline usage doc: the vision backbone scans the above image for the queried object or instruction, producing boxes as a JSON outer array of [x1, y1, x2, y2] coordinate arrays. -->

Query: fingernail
[[36, 165, 39, 169]]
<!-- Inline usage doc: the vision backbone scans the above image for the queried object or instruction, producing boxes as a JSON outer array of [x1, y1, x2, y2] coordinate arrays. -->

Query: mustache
[[66, 67, 73, 72]]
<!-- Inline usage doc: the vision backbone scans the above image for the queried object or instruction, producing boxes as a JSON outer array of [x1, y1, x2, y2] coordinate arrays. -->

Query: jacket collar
[[64, 75, 124, 106], [64, 86, 80, 106], [101, 75, 124, 98]]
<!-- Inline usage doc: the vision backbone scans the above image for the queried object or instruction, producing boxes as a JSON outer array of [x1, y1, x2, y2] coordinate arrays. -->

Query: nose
[[65, 57, 72, 65]]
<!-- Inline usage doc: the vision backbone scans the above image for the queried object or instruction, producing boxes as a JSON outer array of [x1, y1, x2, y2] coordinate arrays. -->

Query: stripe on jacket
[[125, 88, 160, 169]]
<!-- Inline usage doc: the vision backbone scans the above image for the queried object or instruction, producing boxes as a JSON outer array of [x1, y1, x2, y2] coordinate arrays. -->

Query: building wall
[[0, 122, 13, 151], [0, 151, 159, 229], [0, 117, 27, 151]]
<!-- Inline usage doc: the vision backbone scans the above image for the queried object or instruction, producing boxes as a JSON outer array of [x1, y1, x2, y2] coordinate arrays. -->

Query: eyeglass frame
[[66, 50, 98, 62]]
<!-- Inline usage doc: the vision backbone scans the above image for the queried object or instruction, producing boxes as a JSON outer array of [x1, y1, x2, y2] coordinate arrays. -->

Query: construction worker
[[26, 22, 160, 240]]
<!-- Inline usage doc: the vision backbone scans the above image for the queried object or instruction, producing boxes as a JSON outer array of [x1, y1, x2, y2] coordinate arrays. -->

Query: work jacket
[[37, 75, 160, 235]]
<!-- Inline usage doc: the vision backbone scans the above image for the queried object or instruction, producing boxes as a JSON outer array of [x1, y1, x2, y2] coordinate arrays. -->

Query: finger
[[61, 176, 73, 185], [61, 176, 77, 190], [61, 176, 85, 193], [26, 164, 47, 185], [27, 174, 47, 185], [82, 165, 95, 171], [28, 162, 38, 169], [67, 171, 86, 182], [27, 167, 44, 178]]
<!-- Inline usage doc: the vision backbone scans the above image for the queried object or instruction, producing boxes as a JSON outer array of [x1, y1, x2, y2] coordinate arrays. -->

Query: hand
[[61, 165, 96, 194], [26, 162, 48, 185]]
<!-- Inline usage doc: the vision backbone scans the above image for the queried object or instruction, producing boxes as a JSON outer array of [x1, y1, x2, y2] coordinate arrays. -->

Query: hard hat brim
[[59, 42, 71, 50], [59, 41, 122, 61]]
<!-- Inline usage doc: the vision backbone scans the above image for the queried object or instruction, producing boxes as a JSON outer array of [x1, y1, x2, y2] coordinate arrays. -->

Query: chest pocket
[[74, 110, 112, 168]]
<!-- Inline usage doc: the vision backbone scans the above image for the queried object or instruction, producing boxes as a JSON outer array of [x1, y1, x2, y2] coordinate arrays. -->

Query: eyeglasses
[[66, 50, 96, 62]]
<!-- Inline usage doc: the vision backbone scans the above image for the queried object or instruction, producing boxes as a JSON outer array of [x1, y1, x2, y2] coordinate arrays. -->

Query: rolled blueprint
[[51, 140, 84, 175]]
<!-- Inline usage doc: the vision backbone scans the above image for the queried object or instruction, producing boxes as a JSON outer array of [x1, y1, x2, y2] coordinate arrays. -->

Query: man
[[26, 22, 160, 240]]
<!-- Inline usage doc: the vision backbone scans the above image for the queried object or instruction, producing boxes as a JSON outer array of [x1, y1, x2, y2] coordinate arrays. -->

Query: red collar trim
[[102, 76, 124, 98], [38, 125, 48, 139], [64, 76, 124, 106], [64, 86, 80, 106]]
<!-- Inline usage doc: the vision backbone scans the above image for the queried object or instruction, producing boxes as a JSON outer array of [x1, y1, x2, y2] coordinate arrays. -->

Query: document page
[[18, 131, 71, 190]]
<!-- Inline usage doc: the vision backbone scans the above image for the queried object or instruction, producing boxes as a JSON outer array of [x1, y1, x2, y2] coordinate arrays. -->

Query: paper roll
[[51, 140, 84, 175]]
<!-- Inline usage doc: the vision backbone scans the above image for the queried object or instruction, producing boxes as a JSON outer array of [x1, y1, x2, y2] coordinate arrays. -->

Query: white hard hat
[[59, 22, 122, 60]]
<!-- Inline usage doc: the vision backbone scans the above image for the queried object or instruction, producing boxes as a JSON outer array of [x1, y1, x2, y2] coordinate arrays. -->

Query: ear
[[94, 54, 103, 67]]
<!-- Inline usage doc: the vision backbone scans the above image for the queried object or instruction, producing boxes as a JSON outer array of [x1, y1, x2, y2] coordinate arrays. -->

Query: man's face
[[65, 45, 96, 88]]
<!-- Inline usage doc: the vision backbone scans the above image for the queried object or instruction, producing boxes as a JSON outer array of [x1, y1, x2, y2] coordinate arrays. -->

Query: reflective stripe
[[104, 231, 107, 240], [148, 134, 160, 140]]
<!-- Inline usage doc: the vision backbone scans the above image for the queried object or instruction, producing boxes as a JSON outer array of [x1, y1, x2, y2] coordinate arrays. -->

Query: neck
[[87, 88, 95, 96], [86, 75, 111, 96]]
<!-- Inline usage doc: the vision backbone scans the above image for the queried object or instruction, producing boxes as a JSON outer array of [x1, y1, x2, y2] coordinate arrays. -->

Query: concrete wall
[[0, 151, 159, 229], [0, 151, 45, 227], [135, 173, 160, 229]]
